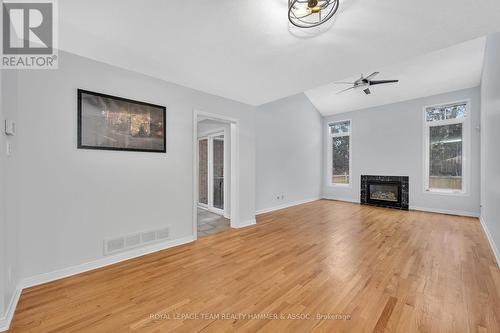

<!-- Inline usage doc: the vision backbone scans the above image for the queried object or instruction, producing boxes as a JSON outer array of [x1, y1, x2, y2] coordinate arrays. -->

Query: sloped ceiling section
[[59, 0, 500, 105], [306, 37, 486, 115]]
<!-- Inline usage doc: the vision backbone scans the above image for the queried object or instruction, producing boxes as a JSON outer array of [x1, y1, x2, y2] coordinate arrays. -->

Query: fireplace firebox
[[361, 175, 409, 210]]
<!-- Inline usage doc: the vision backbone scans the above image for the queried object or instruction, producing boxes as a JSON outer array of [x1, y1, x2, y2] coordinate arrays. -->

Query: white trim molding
[[321, 198, 479, 218], [193, 109, 240, 238], [0, 286, 22, 332], [321, 196, 360, 204], [22, 235, 195, 289], [422, 99, 471, 196], [0, 235, 195, 332], [233, 219, 256, 229], [326, 119, 352, 187], [410, 206, 479, 217], [480, 216, 500, 268], [256, 197, 321, 215]]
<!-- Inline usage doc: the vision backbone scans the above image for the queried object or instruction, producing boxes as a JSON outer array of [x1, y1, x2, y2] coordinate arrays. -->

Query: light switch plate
[[4, 119, 16, 135]]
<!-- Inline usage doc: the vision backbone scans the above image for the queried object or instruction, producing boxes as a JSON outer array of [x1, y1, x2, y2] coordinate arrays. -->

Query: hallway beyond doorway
[[197, 208, 230, 237]]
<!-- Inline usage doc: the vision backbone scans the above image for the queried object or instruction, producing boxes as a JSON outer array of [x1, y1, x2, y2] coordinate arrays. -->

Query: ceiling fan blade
[[336, 86, 356, 94], [364, 72, 380, 80], [363, 88, 371, 95], [369, 79, 399, 86], [334, 81, 354, 85]]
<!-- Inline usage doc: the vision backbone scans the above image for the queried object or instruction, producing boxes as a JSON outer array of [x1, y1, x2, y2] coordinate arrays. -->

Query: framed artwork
[[77, 89, 166, 153]]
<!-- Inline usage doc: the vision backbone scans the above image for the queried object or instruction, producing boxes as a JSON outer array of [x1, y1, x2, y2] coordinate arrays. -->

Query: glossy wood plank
[[8, 200, 500, 332]]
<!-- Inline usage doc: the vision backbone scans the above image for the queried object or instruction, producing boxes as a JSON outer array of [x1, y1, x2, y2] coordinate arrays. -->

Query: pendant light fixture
[[288, 0, 340, 28]]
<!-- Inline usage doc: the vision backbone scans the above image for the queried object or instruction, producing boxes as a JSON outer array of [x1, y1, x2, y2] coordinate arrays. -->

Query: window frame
[[422, 100, 471, 196], [327, 119, 352, 187]]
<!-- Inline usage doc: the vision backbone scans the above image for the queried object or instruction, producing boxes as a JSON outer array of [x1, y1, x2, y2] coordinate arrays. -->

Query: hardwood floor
[[8, 200, 500, 332]]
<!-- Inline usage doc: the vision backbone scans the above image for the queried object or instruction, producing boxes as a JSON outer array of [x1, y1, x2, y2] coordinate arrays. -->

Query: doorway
[[198, 132, 225, 215], [194, 111, 239, 238]]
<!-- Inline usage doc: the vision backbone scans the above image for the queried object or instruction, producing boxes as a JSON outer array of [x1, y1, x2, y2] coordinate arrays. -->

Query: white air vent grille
[[125, 234, 141, 247], [141, 231, 156, 243], [156, 227, 170, 240], [107, 237, 125, 253], [104, 226, 171, 256]]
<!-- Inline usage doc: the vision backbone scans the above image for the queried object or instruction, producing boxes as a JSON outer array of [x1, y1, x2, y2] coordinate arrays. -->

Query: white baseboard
[[256, 197, 321, 215], [322, 198, 480, 218], [322, 196, 360, 204], [480, 216, 500, 268], [410, 206, 480, 217], [0, 285, 22, 332], [234, 219, 256, 228], [22, 235, 195, 289], [0, 235, 195, 332]]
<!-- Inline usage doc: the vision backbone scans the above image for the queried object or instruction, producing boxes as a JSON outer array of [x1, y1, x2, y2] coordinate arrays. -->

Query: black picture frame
[[77, 89, 166, 153]]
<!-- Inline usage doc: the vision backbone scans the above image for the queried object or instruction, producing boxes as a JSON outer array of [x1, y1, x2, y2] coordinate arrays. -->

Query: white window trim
[[422, 99, 471, 196], [327, 119, 352, 187]]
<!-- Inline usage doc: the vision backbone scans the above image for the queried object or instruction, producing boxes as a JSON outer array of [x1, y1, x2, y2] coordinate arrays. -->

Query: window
[[329, 120, 351, 185], [424, 102, 468, 193]]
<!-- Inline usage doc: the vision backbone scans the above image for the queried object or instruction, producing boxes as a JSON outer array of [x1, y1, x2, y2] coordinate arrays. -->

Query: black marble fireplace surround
[[361, 175, 409, 210]]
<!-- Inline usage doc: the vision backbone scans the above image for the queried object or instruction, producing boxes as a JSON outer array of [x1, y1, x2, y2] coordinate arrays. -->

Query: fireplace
[[361, 175, 409, 210]]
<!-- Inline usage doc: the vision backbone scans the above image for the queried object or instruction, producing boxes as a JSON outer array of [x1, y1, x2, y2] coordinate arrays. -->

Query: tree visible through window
[[330, 120, 351, 184], [425, 103, 467, 192]]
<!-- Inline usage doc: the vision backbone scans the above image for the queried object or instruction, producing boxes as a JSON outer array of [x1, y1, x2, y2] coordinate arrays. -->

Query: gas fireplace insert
[[361, 175, 409, 210]]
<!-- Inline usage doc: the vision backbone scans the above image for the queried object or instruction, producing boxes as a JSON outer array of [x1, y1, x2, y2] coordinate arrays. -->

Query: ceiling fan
[[335, 72, 399, 95]]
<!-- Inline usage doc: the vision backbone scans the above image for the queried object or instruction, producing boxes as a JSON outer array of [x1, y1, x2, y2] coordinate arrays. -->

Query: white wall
[[480, 32, 500, 264], [1, 51, 255, 283], [323, 87, 481, 216], [1, 69, 20, 323], [0, 13, 4, 320], [197, 119, 231, 217], [255, 93, 323, 213], [198, 119, 231, 136], [0, 68, 5, 318]]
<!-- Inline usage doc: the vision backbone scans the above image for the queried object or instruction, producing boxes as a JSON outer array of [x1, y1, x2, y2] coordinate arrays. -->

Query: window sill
[[328, 183, 352, 188], [424, 189, 468, 196]]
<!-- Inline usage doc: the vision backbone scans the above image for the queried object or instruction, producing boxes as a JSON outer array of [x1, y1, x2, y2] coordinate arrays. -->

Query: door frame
[[198, 131, 225, 216], [193, 110, 240, 239]]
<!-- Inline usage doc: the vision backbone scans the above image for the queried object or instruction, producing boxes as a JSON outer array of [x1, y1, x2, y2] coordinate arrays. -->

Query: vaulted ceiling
[[59, 0, 500, 106], [306, 37, 486, 115]]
